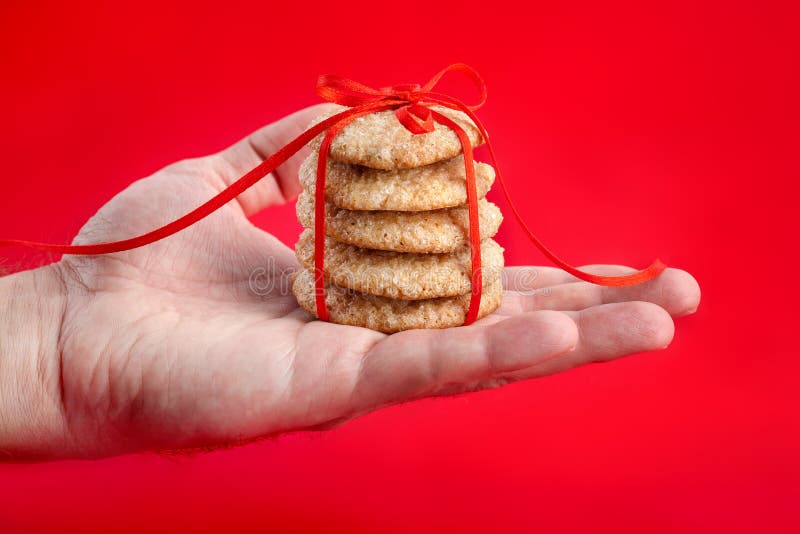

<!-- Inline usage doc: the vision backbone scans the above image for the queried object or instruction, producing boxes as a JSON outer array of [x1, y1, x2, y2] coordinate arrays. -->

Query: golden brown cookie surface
[[295, 230, 504, 300], [291, 269, 503, 333], [296, 192, 503, 253], [299, 153, 495, 211], [308, 105, 483, 170]]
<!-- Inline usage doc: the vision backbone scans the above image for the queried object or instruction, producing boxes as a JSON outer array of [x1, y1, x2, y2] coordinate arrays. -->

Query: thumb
[[215, 103, 341, 216]]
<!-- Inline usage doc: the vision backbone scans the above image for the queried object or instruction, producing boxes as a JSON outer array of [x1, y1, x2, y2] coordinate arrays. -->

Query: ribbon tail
[[488, 134, 667, 287], [0, 106, 381, 258], [428, 95, 667, 288]]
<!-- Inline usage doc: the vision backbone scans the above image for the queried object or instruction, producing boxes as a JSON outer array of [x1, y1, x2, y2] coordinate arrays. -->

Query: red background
[[1, 1, 798, 532]]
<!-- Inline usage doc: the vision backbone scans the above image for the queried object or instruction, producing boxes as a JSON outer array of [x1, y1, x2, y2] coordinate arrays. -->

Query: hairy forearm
[[0, 265, 71, 459]]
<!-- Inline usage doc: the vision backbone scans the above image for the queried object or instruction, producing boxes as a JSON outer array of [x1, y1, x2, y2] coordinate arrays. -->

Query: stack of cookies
[[292, 105, 505, 333]]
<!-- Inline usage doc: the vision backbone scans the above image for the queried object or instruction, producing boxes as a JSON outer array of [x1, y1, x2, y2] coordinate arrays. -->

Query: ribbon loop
[[316, 74, 386, 107], [421, 63, 488, 110], [380, 83, 422, 102]]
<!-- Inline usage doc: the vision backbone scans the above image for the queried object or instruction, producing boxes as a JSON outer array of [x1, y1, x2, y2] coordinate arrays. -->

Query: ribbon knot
[[316, 63, 490, 137], [383, 84, 431, 133], [379, 83, 422, 101]]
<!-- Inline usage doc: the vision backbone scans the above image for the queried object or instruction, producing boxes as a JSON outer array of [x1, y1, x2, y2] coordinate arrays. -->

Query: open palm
[[53, 105, 700, 457]]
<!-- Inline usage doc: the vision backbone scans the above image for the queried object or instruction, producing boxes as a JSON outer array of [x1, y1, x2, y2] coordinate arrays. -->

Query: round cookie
[[296, 192, 503, 253], [292, 269, 503, 333], [295, 230, 504, 300], [299, 153, 495, 211], [308, 105, 483, 170]]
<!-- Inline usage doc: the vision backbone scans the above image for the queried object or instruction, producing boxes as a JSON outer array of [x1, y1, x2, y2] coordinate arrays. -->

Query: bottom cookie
[[292, 269, 503, 333]]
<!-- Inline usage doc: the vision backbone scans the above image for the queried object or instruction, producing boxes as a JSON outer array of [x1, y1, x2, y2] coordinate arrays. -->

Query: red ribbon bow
[[0, 64, 666, 327]]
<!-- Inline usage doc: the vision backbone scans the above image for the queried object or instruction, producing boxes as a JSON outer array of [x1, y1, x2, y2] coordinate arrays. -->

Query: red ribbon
[[0, 64, 666, 326]]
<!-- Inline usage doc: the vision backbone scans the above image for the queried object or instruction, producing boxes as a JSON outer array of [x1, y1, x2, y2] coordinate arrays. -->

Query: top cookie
[[308, 104, 483, 170]]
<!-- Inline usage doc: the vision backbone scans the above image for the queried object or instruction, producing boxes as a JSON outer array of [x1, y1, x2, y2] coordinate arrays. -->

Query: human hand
[[0, 105, 700, 459]]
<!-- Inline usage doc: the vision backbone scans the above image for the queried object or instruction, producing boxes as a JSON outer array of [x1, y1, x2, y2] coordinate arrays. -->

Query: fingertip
[[654, 304, 677, 349], [666, 268, 701, 317], [626, 301, 676, 351]]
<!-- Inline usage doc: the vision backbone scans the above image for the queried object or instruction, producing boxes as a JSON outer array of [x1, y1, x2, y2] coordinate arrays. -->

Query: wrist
[[0, 264, 71, 459]]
